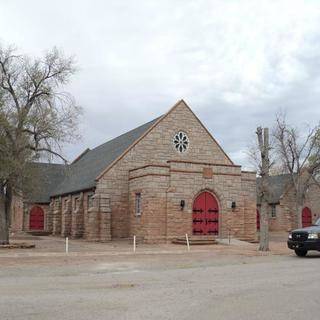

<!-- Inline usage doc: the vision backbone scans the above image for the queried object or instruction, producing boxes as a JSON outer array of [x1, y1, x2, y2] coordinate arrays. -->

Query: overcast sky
[[1, 0, 320, 169]]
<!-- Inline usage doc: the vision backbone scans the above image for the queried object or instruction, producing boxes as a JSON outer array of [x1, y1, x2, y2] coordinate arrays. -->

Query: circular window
[[173, 131, 189, 153]]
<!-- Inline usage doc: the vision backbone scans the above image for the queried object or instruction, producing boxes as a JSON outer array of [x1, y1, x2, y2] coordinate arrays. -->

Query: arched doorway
[[193, 191, 219, 235], [29, 206, 44, 230], [256, 209, 260, 231], [302, 207, 312, 228]]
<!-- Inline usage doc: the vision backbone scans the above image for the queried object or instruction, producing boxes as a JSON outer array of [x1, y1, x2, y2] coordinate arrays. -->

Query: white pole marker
[[186, 233, 190, 251], [66, 237, 69, 253]]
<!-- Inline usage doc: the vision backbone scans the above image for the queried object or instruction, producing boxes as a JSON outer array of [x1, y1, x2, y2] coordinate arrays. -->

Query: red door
[[302, 207, 312, 228], [256, 209, 260, 231], [193, 192, 219, 235], [29, 206, 44, 230]]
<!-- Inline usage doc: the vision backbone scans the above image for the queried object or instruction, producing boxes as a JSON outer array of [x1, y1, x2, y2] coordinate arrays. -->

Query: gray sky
[[1, 0, 320, 169]]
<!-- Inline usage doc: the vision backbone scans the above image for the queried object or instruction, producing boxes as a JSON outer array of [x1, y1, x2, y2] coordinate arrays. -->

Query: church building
[[13, 100, 257, 243]]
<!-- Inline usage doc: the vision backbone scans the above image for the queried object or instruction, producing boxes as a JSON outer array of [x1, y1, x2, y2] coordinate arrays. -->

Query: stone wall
[[51, 190, 96, 239], [61, 195, 72, 236], [52, 197, 62, 235], [241, 171, 257, 240], [129, 165, 169, 242], [10, 194, 24, 232], [166, 161, 247, 240], [127, 162, 256, 242], [86, 193, 111, 242]]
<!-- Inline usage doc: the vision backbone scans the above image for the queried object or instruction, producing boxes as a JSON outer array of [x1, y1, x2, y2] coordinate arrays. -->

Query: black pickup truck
[[288, 217, 320, 256]]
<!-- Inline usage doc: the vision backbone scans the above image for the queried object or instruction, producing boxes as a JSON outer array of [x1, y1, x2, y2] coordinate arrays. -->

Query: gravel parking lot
[[0, 234, 319, 320]]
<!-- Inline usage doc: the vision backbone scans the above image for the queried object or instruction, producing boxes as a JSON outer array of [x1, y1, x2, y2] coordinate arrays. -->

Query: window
[[173, 131, 189, 153], [73, 196, 80, 211], [135, 193, 142, 216], [87, 194, 94, 209], [64, 198, 68, 209], [270, 204, 276, 218]]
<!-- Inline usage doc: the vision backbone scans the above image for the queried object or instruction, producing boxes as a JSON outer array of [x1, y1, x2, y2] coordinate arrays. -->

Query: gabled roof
[[25, 163, 66, 203], [51, 117, 161, 197], [257, 174, 293, 204]]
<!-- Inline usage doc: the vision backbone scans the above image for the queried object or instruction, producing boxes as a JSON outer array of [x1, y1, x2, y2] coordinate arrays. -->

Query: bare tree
[[256, 127, 271, 251], [0, 44, 82, 244], [273, 115, 320, 228]]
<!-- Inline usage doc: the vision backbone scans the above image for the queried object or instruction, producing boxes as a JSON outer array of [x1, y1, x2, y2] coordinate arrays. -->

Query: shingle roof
[[257, 174, 293, 204], [25, 163, 66, 203], [50, 117, 161, 197]]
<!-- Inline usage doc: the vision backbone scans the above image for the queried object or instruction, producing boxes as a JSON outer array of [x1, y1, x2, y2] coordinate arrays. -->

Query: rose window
[[173, 131, 189, 153]]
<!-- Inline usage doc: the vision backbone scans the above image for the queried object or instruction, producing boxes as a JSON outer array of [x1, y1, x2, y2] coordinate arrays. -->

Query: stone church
[[11, 100, 257, 242], [257, 174, 320, 232]]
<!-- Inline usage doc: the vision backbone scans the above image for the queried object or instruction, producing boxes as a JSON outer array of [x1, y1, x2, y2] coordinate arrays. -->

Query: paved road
[[0, 252, 319, 320]]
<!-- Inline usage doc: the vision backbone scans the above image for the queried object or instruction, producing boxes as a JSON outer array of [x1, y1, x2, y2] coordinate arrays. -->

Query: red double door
[[302, 207, 312, 228], [29, 206, 44, 230], [193, 192, 219, 235]]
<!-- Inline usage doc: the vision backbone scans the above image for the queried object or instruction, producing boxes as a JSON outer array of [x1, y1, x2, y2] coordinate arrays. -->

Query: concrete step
[[27, 231, 51, 236], [172, 235, 217, 245]]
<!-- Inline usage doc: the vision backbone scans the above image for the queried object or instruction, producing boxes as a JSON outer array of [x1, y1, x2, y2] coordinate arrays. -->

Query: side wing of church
[[14, 100, 258, 242]]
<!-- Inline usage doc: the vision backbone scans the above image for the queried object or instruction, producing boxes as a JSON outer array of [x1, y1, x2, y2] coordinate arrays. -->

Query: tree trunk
[[296, 203, 303, 229], [259, 201, 269, 251], [0, 184, 13, 245], [257, 127, 270, 251], [0, 193, 9, 245]]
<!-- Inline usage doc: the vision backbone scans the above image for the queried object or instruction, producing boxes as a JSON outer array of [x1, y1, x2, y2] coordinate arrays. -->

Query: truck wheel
[[295, 249, 308, 257]]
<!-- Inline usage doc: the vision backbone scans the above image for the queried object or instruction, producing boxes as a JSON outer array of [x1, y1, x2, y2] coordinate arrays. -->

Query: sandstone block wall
[[129, 165, 169, 242], [61, 195, 72, 236], [127, 162, 256, 242], [241, 171, 257, 240], [10, 194, 24, 232], [52, 197, 62, 235]]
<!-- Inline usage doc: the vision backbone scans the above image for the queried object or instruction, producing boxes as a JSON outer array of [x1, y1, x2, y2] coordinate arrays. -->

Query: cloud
[[1, 0, 320, 168]]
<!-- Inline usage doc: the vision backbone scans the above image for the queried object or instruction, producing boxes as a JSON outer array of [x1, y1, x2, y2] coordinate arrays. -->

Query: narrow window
[[87, 194, 94, 209], [271, 204, 276, 218], [73, 196, 79, 211], [135, 193, 142, 216]]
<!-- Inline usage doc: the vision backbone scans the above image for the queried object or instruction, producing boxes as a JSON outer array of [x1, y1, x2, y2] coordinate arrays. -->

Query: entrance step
[[27, 231, 51, 236], [172, 235, 217, 245]]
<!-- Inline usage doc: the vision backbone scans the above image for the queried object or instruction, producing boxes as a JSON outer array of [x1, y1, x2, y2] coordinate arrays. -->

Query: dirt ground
[[1, 233, 319, 320], [0, 232, 290, 268]]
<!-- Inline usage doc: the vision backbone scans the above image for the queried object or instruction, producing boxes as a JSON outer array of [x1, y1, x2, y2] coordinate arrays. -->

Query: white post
[[66, 237, 69, 253], [133, 235, 136, 253], [185, 233, 190, 251]]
